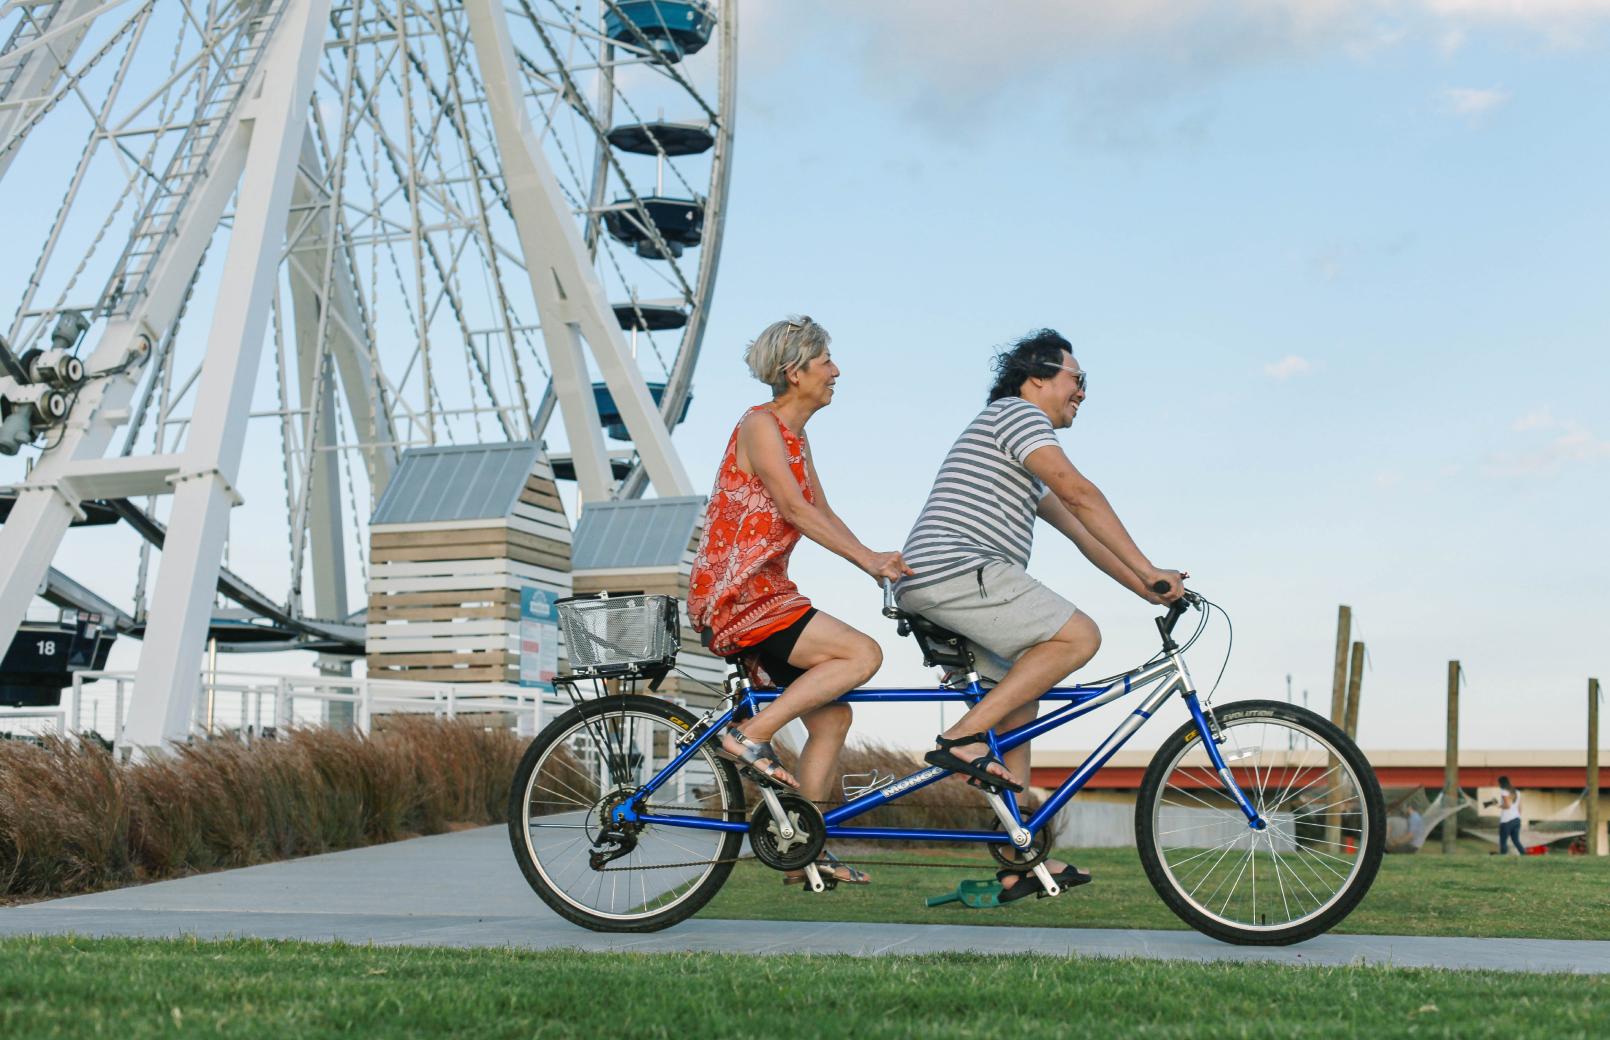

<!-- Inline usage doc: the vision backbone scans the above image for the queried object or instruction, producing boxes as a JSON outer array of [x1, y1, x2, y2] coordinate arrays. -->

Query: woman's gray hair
[[744, 315, 830, 397]]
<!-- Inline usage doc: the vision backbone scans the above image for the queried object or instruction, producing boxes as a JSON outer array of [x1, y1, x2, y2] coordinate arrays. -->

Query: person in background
[[687, 315, 912, 887], [1489, 775, 1525, 856]]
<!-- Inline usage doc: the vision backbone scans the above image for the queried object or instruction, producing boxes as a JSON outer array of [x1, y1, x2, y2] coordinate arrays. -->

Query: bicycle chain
[[588, 803, 1030, 874]]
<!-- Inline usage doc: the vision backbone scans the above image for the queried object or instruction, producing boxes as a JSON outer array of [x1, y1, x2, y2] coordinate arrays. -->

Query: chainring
[[988, 817, 1051, 870], [748, 793, 826, 872]]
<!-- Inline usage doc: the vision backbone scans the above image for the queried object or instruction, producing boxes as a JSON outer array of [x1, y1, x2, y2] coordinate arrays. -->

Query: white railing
[[0, 669, 575, 744]]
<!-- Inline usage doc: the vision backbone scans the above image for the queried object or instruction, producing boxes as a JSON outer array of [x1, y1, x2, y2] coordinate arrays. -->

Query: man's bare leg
[[992, 699, 1077, 892], [936, 611, 1101, 787]]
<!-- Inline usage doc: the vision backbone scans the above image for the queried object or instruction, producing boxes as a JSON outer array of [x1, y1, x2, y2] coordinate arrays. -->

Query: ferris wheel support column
[[120, 0, 333, 752], [0, 7, 306, 689], [465, 0, 693, 501], [0, 0, 104, 183], [287, 128, 397, 494]]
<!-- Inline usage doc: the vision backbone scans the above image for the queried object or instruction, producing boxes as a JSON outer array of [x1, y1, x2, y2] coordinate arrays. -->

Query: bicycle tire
[[1135, 699, 1385, 946], [507, 693, 745, 932]]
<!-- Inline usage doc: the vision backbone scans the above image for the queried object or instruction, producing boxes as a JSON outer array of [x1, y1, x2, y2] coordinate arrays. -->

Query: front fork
[[1175, 652, 1266, 830]]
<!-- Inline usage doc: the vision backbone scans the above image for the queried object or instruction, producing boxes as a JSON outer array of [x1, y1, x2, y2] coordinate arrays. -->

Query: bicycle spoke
[[1152, 709, 1374, 934]]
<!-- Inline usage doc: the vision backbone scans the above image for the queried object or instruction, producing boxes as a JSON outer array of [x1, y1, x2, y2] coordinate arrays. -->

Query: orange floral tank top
[[687, 406, 814, 656]]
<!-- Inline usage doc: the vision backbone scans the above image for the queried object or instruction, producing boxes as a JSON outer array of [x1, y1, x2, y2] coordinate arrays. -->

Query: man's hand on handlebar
[[1142, 569, 1189, 605], [864, 550, 915, 584]]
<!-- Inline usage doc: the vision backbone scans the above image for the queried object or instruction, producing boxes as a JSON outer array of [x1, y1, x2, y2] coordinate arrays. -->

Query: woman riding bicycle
[[687, 315, 911, 887]]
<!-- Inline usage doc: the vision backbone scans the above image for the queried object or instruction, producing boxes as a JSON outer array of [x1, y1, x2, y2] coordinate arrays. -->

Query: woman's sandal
[[923, 733, 1024, 793], [995, 864, 1093, 904], [715, 725, 800, 790], [784, 851, 870, 889]]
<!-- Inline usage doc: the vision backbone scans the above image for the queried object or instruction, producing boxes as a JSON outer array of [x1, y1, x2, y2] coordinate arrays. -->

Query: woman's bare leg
[[738, 612, 881, 742], [793, 702, 853, 804]]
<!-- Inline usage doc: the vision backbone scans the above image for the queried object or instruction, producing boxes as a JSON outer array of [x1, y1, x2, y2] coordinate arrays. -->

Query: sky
[[662, 1, 1610, 754], [5, 1, 1608, 754]]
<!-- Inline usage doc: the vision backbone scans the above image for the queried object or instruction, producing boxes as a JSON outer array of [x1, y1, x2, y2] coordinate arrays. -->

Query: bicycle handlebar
[[880, 578, 899, 619]]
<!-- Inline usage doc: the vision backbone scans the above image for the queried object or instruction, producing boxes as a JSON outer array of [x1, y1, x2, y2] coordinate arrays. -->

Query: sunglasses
[[1052, 363, 1088, 393]]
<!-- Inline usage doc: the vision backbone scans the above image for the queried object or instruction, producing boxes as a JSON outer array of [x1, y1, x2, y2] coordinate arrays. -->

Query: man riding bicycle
[[895, 328, 1186, 900]]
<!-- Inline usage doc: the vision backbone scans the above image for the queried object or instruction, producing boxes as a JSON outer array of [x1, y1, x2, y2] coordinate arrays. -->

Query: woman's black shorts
[[748, 607, 818, 686]]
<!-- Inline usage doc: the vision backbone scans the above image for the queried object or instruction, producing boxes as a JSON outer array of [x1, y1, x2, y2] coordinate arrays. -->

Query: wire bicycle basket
[[556, 594, 680, 681]]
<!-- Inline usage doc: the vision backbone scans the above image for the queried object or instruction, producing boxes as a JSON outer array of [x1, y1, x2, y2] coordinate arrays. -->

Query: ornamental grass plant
[[0, 717, 523, 900]]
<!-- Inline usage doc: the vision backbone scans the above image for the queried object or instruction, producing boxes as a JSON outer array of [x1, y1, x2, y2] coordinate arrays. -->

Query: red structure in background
[[1030, 758, 1598, 792]]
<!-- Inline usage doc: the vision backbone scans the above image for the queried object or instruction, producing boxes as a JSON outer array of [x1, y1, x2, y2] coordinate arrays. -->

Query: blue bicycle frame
[[612, 644, 1268, 841]]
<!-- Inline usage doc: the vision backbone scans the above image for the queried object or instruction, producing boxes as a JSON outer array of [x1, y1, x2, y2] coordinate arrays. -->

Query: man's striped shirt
[[899, 397, 1059, 593]]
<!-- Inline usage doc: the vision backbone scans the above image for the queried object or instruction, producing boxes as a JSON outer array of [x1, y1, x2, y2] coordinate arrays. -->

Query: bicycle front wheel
[[1136, 699, 1384, 945], [508, 694, 745, 932]]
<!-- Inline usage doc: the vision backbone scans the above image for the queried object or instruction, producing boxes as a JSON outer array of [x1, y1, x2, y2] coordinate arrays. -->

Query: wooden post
[[1589, 678, 1601, 856], [1442, 660, 1460, 854], [1329, 606, 1352, 729], [1325, 607, 1351, 850], [1343, 641, 1365, 740]]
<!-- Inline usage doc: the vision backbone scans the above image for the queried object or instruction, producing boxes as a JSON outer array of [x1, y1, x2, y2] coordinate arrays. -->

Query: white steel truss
[[0, 0, 736, 751]]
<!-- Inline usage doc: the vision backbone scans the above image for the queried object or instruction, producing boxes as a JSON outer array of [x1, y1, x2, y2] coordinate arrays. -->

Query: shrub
[[0, 718, 523, 900]]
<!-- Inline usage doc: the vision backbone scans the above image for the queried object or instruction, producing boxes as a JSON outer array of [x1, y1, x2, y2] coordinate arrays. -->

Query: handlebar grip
[[1151, 580, 1171, 595]]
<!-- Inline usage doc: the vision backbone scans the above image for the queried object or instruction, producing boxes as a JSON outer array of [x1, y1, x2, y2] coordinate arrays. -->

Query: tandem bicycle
[[508, 584, 1383, 945]]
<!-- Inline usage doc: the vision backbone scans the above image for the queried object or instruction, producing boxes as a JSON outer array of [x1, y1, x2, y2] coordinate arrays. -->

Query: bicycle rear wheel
[[508, 694, 744, 932], [1135, 699, 1384, 945]]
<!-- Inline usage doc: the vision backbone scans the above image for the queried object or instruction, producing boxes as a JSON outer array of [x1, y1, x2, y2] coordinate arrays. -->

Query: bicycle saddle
[[892, 610, 975, 672]]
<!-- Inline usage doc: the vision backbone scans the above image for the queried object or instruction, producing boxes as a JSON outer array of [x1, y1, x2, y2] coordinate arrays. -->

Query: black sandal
[[924, 733, 1023, 793], [715, 726, 800, 790], [996, 864, 1093, 904]]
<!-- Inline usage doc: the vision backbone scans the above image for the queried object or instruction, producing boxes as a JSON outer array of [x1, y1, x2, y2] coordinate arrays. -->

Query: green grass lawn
[[1, 936, 1605, 1039], [702, 846, 1610, 940]]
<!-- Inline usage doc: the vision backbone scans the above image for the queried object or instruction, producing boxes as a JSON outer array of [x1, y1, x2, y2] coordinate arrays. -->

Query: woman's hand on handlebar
[[863, 550, 915, 584], [1142, 569, 1189, 605]]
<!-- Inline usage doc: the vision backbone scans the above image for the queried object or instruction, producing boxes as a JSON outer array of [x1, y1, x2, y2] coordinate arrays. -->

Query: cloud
[[747, 2, 1610, 144], [1440, 86, 1511, 117], [1486, 412, 1610, 475], [1510, 407, 1556, 432], [1424, 1, 1610, 44], [1264, 355, 1313, 380]]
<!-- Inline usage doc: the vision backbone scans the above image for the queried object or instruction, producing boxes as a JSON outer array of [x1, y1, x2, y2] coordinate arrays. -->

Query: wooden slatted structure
[[366, 443, 570, 683], [569, 495, 722, 708]]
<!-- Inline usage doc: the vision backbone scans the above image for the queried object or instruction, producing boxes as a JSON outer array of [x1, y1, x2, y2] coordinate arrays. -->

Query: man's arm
[[1037, 492, 1157, 602], [1024, 442, 1182, 602]]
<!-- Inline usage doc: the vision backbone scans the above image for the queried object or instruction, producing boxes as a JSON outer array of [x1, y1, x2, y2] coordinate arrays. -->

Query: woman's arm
[[739, 415, 908, 581], [802, 445, 912, 583]]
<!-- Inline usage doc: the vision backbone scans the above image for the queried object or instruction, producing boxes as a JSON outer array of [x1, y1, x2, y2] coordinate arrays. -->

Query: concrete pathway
[[3, 827, 1607, 975]]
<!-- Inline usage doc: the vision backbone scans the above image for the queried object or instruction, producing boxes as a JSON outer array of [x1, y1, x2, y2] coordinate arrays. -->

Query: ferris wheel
[[0, 0, 736, 743]]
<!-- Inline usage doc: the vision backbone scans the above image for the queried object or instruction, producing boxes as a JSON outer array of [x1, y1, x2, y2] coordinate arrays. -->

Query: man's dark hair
[[987, 329, 1073, 403], [1497, 775, 1512, 790]]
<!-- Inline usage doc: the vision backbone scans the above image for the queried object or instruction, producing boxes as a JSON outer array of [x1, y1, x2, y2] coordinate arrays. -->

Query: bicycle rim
[[518, 708, 735, 923], [1149, 714, 1372, 934]]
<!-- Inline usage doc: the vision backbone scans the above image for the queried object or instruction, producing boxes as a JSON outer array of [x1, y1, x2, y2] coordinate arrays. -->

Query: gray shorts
[[895, 560, 1079, 682]]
